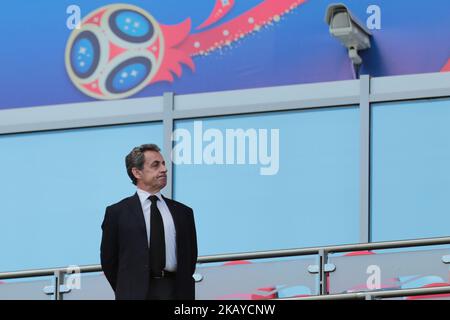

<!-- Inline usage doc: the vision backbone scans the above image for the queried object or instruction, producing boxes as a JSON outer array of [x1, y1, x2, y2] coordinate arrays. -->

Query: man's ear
[[131, 167, 141, 181]]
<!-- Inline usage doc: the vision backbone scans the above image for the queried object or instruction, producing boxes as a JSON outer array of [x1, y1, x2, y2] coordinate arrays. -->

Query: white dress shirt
[[136, 188, 177, 272]]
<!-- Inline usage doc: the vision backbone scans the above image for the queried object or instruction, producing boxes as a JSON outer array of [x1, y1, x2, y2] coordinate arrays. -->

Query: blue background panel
[[173, 107, 360, 255], [0, 122, 162, 272], [372, 98, 450, 241]]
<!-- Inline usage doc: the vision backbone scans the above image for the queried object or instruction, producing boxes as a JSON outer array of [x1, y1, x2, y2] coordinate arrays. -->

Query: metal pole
[[319, 249, 329, 295], [360, 74, 371, 243], [53, 270, 65, 301], [163, 92, 175, 199], [281, 285, 450, 300]]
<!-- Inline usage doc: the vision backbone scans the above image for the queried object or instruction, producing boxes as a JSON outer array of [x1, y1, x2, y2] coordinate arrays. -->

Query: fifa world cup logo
[[65, 1, 307, 100]]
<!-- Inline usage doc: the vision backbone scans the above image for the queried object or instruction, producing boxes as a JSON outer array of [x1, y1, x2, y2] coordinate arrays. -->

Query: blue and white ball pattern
[[65, 4, 164, 100]]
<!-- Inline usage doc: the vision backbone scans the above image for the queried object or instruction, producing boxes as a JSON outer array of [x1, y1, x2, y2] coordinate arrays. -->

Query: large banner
[[0, 0, 449, 109]]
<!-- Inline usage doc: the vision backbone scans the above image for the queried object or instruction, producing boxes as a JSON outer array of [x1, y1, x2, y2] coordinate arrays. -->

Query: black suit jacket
[[100, 193, 198, 300]]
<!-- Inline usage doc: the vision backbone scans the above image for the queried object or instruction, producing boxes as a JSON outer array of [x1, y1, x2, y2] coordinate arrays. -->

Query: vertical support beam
[[360, 75, 371, 243], [319, 249, 329, 295], [163, 92, 174, 199], [53, 270, 65, 300]]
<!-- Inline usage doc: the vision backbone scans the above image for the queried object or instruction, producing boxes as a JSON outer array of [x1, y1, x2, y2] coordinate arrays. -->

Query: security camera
[[325, 3, 372, 76]]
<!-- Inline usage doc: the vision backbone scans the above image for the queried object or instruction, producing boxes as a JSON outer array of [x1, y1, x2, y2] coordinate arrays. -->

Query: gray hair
[[125, 144, 161, 185]]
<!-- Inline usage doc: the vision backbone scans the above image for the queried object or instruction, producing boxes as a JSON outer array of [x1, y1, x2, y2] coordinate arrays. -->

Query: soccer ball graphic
[[65, 4, 165, 100]]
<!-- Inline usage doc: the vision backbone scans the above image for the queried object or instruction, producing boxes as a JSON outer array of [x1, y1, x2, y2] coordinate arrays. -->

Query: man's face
[[133, 151, 167, 193]]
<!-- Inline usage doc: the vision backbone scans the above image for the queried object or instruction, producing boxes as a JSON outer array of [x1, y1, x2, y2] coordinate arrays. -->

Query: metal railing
[[2, 235, 450, 299], [281, 285, 450, 300]]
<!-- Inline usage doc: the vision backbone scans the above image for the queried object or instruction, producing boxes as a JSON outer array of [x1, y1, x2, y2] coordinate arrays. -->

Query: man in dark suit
[[100, 144, 198, 300]]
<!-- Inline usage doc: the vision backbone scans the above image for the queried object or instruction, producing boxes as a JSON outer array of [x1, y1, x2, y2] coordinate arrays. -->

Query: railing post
[[53, 270, 65, 300], [319, 249, 328, 295]]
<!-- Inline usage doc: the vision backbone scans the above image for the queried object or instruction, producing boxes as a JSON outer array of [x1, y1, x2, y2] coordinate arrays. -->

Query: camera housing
[[325, 3, 372, 67]]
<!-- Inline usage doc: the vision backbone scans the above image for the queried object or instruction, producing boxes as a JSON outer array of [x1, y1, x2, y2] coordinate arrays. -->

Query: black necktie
[[149, 195, 166, 273]]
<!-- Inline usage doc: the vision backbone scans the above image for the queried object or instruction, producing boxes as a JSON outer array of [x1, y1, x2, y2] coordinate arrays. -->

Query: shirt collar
[[136, 188, 163, 204]]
